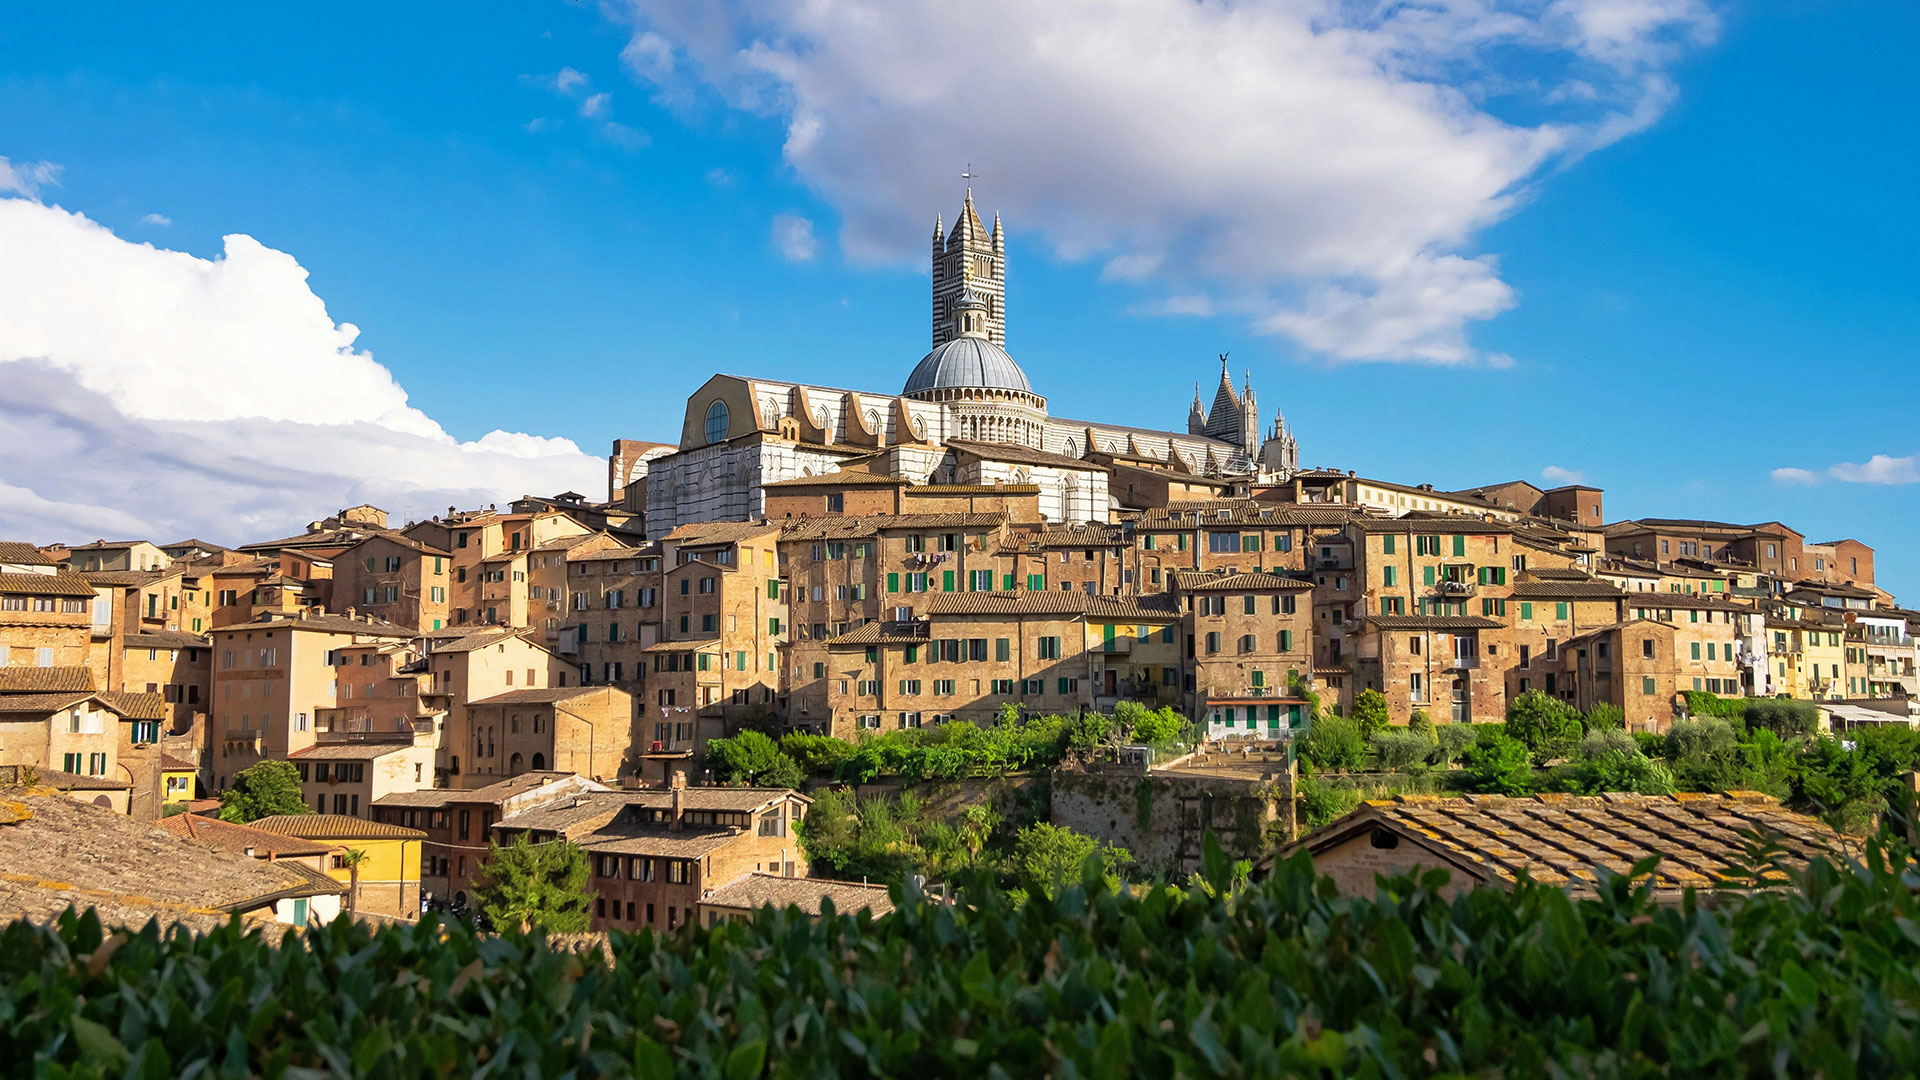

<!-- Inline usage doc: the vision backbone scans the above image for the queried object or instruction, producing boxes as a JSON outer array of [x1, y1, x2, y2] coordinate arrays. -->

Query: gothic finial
[[933, 213, 943, 241], [1219, 351, 1229, 370]]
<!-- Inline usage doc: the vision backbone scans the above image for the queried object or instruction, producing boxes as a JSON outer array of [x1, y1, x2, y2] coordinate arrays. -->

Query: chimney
[[670, 769, 687, 831], [346, 606, 357, 619]]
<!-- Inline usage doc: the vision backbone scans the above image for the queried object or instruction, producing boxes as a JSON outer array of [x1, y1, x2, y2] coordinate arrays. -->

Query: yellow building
[[248, 813, 426, 917], [1766, 618, 1846, 701], [159, 752, 198, 806]]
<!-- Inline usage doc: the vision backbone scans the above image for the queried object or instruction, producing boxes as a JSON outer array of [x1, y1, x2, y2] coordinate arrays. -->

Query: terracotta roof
[[426, 627, 537, 653], [1170, 570, 1315, 592], [78, 570, 151, 587], [824, 621, 930, 646], [160, 753, 198, 771], [944, 439, 1109, 472], [568, 544, 659, 563], [1288, 792, 1840, 896], [640, 637, 722, 654], [495, 788, 802, 836], [762, 472, 911, 489], [1, 766, 128, 790], [1133, 501, 1359, 528], [701, 871, 895, 917], [1623, 593, 1751, 612], [663, 521, 781, 546], [579, 827, 743, 859], [154, 813, 338, 858], [94, 691, 166, 720], [0, 666, 94, 693], [1364, 614, 1506, 630], [442, 771, 591, 804], [0, 542, 55, 566], [371, 790, 458, 808], [925, 591, 1099, 616], [287, 740, 419, 760], [0, 788, 344, 932], [0, 693, 94, 715], [339, 533, 452, 558], [1020, 523, 1129, 548], [781, 513, 1006, 540], [1086, 593, 1183, 619], [467, 686, 616, 706], [248, 814, 427, 841], [210, 559, 275, 578], [1508, 580, 1624, 598], [1351, 515, 1513, 535], [0, 572, 100, 597], [126, 629, 212, 649], [215, 613, 414, 637]]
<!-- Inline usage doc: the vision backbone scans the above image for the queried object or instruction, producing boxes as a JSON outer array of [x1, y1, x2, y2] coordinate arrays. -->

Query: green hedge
[[10, 824, 1920, 1078]]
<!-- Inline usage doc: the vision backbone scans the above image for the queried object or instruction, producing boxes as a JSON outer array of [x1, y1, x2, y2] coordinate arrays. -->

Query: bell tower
[[931, 172, 1005, 348]]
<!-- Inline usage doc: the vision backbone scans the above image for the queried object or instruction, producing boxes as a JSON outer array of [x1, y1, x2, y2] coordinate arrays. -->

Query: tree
[[1350, 689, 1390, 742], [471, 833, 594, 934], [1746, 698, 1819, 739], [1012, 823, 1131, 900], [218, 761, 309, 823], [705, 731, 805, 789], [1505, 690, 1581, 753], [1128, 706, 1185, 745], [1300, 710, 1364, 771], [1583, 704, 1625, 730], [1459, 731, 1533, 795], [338, 848, 368, 916], [1407, 709, 1435, 739]]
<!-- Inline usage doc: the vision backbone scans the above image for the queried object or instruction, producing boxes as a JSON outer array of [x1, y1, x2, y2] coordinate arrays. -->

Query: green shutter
[[1160, 625, 1173, 643], [769, 618, 780, 635], [767, 579, 779, 599], [1382, 535, 1395, 555], [1057, 677, 1070, 694], [1251, 669, 1265, 687], [1384, 566, 1396, 586], [1452, 535, 1466, 557], [1691, 642, 1701, 659], [942, 570, 955, 592], [887, 572, 899, 594], [996, 638, 1010, 662], [1556, 602, 1569, 620], [1280, 630, 1293, 651], [736, 651, 748, 671], [1143, 534, 1155, 550], [906, 646, 918, 663], [1002, 573, 1015, 589], [1028, 574, 1043, 591], [1423, 566, 1435, 586], [1521, 602, 1532, 620], [1178, 533, 1188, 551]]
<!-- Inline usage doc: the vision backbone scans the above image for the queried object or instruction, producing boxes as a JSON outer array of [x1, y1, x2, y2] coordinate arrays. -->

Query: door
[[1451, 680, 1470, 723]]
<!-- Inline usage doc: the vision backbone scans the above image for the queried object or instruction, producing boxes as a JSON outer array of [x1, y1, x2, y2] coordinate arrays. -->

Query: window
[[704, 399, 730, 443], [1208, 532, 1241, 554], [1642, 677, 1657, 695], [991, 679, 1015, 695], [1037, 636, 1061, 660], [1642, 638, 1655, 659], [934, 679, 954, 695], [1205, 632, 1220, 654], [1022, 678, 1043, 695], [898, 679, 922, 696]]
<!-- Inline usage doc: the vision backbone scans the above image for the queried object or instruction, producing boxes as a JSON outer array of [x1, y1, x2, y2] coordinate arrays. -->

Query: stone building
[[329, 534, 455, 632], [1174, 570, 1316, 735], [460, 684, 635, 782]]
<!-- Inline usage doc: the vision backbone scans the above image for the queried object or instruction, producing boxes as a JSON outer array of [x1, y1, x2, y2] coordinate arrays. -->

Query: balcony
[[1435, 579, 1476, 598], [1447, 656, 1480, 671]]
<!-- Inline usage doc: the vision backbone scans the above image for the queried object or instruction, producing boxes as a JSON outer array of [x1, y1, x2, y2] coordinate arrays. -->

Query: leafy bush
[[1682, 689, 1749, 724], [1369, 728, 1433, 772], [1432, 724, 1479, 766], [704, 731, 805, 789], [1407, 709, 1434, 739], [19, 816, 1920, 1078], [1746, 698, 1820, 739], [1459, 730, 1533, 795], [1010, 822, 1131, 899], [1294, 772, 1364, 830], [1505, 690, 1582, 754], [1299, 711, 1365, 772], [1583, 703, 1626, 730], [780, 733, 856, 776], [217, 761, 309, 823], [1578, 727, 1638, 760], [1349, 689, 1390, 742], [1126, 705, 1187, 746]]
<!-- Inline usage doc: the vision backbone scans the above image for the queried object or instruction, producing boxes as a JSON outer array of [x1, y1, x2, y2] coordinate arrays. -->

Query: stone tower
[[932, 188, 1005, 348], [1201, 355, 1257, 453], [1259, 410, 1299, 479]]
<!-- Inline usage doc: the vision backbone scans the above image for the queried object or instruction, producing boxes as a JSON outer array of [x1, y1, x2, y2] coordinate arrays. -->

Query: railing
[[1436, 580, 1476, 597], [1448, 656, 1480, 670]]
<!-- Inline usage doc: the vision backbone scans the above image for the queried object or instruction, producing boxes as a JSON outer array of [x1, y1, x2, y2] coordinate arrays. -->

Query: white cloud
[[139, 212, 171, 226], [553, 66, 589, 94], [0, 156, 61, 198], [606, 0, 1717, 363], [1541, 465, 1584, 483], [771, 213, 816, 261], [580, 92, 611, 118], [0, 196, 604, 545], [597, 121, 650, 149], [524, 117, 550, 133], [705, 167, 736, 187], [1772, 455, 1919, 486]]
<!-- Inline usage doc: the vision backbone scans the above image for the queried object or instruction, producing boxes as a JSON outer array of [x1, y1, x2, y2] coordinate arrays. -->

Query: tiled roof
[[1170, 570, 1315, 592], [1508, 580, 1624, 598], [579, 827, 743, 859], [1290, 792, 1840, 896], [78, 570, 152, 587], [468, 686, 617, 706], [159, 753, 198, 772], [0, 542, 55, 566], [639, 637, 721, 654], [663, 521, 781, 546], [925, 591, 1099, 616], [126, 629, 212, 649], [440, 771, 590, 805], [568, 544, 659, 562], [155, 813, 338, 858], [216, 612, 415, 637], [944, 439, 1109, 472], [494, 787, 800, 836], [1350, 515, 1513, 535], [95, 692, 166, 720], [0, 789, 340, 932], [287, 740, 419, 760], [1132, 501, 1358, 528], [762, 472, 910, 489], [1019, 523, 1129, 548], [0, 693, 94, 715], [1364, 614, 1505, 630], [0, 572, 100, 598], [1525, 567, 1598, 581], [248, 814, 427, 841], [1623, 593, 1751, 611], [0, 765, 127, 790], [340, 533, 452, 558], [0, 666, 94, 693], [700, 872, 895, 917], [781, 513, 1006, 540], [371, 790, 458, 808], [426, 627, 537, 653], [209, 558, 274, 577], [824, 621, 930, 646], [1086, 593, 1183, 619]]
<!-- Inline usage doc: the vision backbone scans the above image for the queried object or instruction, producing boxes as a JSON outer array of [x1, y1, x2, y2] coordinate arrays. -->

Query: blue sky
[[0, 1, 1914, 598]]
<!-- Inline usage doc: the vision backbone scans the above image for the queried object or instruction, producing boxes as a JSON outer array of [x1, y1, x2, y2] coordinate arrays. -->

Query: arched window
[[531, 752, 546, 770], [509, 752, 524, 773], [705, 400, 730, 444]]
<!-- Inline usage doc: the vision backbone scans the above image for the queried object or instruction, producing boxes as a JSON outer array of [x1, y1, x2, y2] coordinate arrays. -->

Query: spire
[[933, 214, 943, 243]]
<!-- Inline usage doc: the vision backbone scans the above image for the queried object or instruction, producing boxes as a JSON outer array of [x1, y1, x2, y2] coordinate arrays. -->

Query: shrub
[[1459, 730, 1533, 795], [1295, 772, 1363, 829], [705, 731, 805, 789], [1683, 689, 1749, 724], [1371, 729, 1434, 772], [1128, 706, 1187, 746], [216, 761, 308, 823], [1746, 698, 1820, 739], [1299, 710, 1365, 772], [1407, 709, 1434, 738], [21, 820, 1920, 1077], [1432, 724, 1479, 766], [1583, 703, 1626, 730], [1010, 822, 1131, 900], [1578, 727, 1638, 760], [781, 733, 856, 776], [1505, 690, 1582, 754], [1350, 689, 1390, 742]]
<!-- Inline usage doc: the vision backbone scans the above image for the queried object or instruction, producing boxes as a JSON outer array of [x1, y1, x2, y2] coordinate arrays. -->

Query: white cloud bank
[[0, 195, 604, 545], [771, 213, 817, 261], [607, 0, 1717, 364], [1773, 455, 1920, 487]]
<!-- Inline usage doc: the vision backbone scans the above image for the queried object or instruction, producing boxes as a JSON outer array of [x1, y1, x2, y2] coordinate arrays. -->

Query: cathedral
[[641, 189, 1300, 533]]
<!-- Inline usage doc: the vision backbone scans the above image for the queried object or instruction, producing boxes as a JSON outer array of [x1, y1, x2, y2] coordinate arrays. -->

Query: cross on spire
[[961, 164, 977, 199]]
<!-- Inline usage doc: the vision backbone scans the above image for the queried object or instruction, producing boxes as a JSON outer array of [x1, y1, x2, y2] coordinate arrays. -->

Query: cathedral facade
[[642, 191, 1301, 534]]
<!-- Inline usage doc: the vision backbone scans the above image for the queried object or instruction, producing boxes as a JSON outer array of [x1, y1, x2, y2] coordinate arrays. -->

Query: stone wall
[[1049, 764, 1293, 877]]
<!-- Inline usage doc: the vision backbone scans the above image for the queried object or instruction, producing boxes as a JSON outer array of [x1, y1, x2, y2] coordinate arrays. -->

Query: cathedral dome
[[902, 336, 1033, 396]]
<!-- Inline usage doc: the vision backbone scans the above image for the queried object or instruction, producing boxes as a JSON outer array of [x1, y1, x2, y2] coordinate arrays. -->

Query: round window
[[704, 400, 730, 444]]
